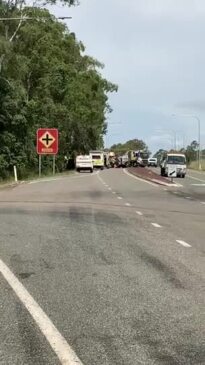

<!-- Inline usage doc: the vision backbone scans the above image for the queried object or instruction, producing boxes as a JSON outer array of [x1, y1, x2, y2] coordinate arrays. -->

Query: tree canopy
[[110, 139, 149, 155], [0, 1, 117, 179]]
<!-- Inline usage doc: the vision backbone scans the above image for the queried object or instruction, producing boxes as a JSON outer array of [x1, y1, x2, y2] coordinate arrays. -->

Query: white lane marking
[[136, 211, 143, 216], [173, 191, 178, 194], [200, 202, 205, 205], [163, 188, 168, 191], [112, 191, 116, 194], [125, 203, 131, 206], [176, 240, 191, 248], [187, 175, 205, 183], [151, 223, 162, 228], [0, 259, 83, 365], [29, 178, 62, 184], [108, 187, 112, 190], [191, 183, 205, 186], [117, 196, 123, 200], [186, 196, 191, 199], [123, 169, 158, 187]]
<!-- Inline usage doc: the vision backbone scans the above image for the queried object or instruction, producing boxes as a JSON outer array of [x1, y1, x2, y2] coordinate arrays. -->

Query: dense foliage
[[110, 139, 149, 155], [0, 1, 117, 179]]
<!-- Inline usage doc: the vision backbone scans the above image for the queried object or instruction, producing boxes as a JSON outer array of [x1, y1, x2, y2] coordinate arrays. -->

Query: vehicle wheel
[[161, 168, 164, 176], [90, 169, 93, 173], [101, 166, 104, 170], [182, 174, 185, 178]]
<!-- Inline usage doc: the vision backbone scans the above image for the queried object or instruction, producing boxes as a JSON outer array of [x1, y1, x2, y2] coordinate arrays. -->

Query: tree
[[185, 140, 199, 164], [110, 139, 149, 155], [153, 149, 167, 162], [0, 3, 117, 179]]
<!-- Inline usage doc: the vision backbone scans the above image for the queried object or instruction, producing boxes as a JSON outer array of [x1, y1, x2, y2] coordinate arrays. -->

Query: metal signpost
[[36, 128, 59, 177], [168, 165, 177, 183]]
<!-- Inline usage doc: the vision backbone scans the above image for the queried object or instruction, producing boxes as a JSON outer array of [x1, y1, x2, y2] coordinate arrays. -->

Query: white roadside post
[[13, 165, 18, 182]]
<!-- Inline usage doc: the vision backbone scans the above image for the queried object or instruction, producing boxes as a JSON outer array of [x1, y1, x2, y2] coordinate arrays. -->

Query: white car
[[148, 158, 158, 167], [76, 155, 93, 173]]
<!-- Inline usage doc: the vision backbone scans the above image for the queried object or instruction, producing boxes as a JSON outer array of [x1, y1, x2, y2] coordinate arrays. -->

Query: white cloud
[[51, 0, 205, 150]]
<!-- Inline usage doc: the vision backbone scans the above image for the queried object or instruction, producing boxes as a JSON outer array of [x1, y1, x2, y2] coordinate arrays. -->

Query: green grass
[[0, 169, 75, 187], [189, 160, 205, 171]]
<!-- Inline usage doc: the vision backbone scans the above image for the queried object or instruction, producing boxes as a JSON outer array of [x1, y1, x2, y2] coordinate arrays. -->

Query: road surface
[[0, 169, 204, 365], [149, 167, 205, 203]]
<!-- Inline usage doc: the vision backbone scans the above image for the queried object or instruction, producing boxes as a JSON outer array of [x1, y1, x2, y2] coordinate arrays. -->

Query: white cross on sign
[[168, 165, 177, 178], [39, 131, 55, 148]]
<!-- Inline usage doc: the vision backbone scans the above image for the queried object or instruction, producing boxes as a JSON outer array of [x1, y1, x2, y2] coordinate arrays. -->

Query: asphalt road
[[0, 169, 204, 365], [150, 166, 205, 202]]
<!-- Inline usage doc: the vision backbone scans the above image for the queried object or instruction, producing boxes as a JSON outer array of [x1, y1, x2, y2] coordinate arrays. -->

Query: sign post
[[168, 165, 177, 182], [39, 155, 42, 177], [37, 128, 58, 176], [53, 155, 55, 175]]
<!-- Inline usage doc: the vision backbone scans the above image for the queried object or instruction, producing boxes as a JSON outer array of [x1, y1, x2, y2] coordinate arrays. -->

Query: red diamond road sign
[[37, 128, 58, 155]]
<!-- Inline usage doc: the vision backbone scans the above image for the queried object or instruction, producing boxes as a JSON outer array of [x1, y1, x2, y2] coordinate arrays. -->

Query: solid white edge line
[[0, 259, 83, 365], [123, 169, 157, 187], [176, 240, 191, 248], [151, 223, 162, 228], [136, 211, 143, 216], [187, 174, 205, 183]]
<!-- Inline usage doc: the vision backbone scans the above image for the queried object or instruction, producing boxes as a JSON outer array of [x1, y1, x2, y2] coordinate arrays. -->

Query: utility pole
[[172, 114, 201, 170]]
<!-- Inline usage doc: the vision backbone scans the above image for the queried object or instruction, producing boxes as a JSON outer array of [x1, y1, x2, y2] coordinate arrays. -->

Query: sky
[[53, 0, 205, 153]]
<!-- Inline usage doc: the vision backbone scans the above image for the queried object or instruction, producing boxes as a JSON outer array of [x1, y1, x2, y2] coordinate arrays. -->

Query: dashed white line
[[151, 223, 162, 228], [108, 187, 112, 190], [117, 196, 123, 200], [186, 196, 191, 199], [112, 191, 116, 194], [125, 203, 131, 206], [136, 211, 143, 216], [176, 240, 191, 248], [0, 258, 84, 365], [200, 202, 205, 205]]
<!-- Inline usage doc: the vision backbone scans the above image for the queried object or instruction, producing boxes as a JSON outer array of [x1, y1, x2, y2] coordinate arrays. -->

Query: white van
[[90, 151, 104, 170], [76, 155, 93, 173], [161, 153, 186, 178]]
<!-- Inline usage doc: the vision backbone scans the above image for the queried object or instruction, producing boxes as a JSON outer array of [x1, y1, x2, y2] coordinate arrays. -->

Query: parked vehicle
[[148, 157, 158, 167], [118, 154, 129, 167], [160, 153, 187, 178], [90, 151, 104, 170], [128, 150, 137, 166], [76, 155, 93, 173], [128, 150, 149, 167]]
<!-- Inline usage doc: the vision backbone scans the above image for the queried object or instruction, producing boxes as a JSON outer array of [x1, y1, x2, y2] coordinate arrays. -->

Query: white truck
[[160, 153, 187, 178], [76, 155, 93, 173]]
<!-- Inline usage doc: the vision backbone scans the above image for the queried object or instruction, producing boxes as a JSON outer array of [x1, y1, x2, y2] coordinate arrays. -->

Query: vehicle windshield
[[167, 156, 186, 164], [92, 155, 101, 159]]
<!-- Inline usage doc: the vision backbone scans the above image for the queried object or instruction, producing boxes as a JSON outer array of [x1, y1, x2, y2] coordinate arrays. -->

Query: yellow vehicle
[[90, 150, 104, 170], [128, 150, 137, 166]]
